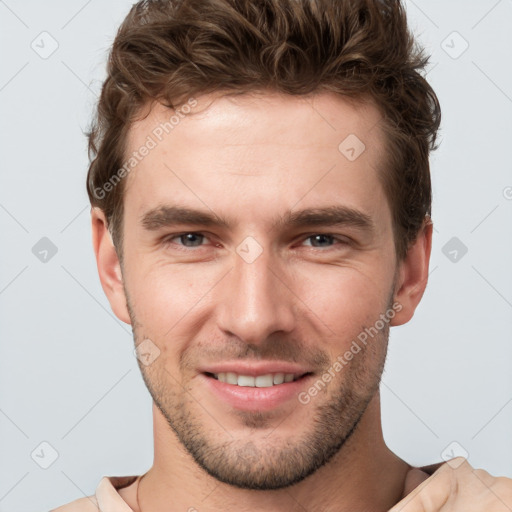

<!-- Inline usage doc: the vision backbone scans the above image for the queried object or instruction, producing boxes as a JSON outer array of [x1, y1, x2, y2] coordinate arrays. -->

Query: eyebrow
[[140, 205, 374, 233]]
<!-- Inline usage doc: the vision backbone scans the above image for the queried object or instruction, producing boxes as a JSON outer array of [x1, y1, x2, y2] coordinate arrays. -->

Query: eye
[[164, 232, 209, 249], [301, 234, 349, 249], [162, 232, 350, 252]]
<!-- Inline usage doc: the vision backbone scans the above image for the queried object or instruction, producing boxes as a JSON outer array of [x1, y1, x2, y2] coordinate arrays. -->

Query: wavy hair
[[86, 0, 441, 261]]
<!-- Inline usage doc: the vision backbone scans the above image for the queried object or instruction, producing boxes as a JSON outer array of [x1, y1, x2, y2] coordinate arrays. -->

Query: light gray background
[[1, 1, 511, 510]]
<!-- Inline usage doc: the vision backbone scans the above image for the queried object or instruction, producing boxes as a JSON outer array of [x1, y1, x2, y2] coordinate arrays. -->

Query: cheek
[[294, 265, 391, 332], [125, 245, 394, 366], [126, 260, 217, 332]]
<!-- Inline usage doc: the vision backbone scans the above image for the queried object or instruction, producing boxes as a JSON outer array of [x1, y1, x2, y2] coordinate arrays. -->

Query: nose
[[215, 242, 296, 345]]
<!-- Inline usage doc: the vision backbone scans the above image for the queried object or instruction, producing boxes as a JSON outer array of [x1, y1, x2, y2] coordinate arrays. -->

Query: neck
[[133, 393, 410, 512]]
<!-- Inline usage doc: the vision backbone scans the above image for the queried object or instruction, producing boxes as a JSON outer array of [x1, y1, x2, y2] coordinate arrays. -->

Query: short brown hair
[[86, 0, 440, 261]]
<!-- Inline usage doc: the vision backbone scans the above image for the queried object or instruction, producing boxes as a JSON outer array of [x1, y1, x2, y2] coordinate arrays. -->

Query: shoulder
[[50, 495, 99, 512], [402, 461, 445, 498], [50, 475, 139, 512]]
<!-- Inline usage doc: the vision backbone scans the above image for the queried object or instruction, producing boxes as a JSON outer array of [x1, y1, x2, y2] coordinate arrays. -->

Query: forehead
[[128, 90, 384, 158], [122, 90, 389, 229]]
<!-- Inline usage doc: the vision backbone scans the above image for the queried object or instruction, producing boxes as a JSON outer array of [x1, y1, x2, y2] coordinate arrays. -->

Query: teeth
[[226, 372, 238, 385], [237, 375, 255, 387], [273, 373, 284, 385], [214, 372, 300, 387], [255, 374, 273, 387]]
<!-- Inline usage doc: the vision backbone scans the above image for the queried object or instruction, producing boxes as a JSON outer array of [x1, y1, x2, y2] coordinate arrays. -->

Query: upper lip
[[198, 361, 312, 377]]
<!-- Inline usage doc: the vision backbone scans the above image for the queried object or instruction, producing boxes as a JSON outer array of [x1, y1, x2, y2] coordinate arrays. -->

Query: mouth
[[199, 365, 315, 412], [204, 371, 311, 387]]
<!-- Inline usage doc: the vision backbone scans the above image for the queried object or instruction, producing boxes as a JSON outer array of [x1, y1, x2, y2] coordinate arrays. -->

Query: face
[[115, 91, 400, 489]]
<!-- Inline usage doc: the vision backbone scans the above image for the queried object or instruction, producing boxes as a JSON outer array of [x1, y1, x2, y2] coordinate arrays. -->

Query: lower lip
[[200, 373, 313, 412]]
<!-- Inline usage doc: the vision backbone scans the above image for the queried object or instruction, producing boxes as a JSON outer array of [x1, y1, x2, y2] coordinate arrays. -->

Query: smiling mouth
[[204, 371, 312, 387]]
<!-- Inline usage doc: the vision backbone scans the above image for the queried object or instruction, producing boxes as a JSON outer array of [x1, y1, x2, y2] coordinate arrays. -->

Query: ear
[[390, 217, 433, 326], [91, 207, 131, 325]]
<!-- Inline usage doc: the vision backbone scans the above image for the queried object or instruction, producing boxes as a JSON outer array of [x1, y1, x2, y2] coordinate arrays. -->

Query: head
[[90, 0, 439, 490]]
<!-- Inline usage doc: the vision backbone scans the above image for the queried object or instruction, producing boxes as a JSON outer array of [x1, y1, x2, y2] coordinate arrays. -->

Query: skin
[[389, 458, 512, 511], [92, 90, 434, 511]]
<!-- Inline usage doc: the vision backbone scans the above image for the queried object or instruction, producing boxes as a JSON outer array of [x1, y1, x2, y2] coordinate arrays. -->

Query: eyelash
[[162, 232, 351, 252]]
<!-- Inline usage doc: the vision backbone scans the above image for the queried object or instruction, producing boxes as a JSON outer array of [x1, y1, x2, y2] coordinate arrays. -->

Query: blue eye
[[178, 233, 205, 247], [303, 234, 350, 249], [304, 234, 336, 248], [162, 232, 349, 253], [173, 233, 206, 247]]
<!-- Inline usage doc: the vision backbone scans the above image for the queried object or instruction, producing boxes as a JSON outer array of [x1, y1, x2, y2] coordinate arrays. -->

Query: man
[[53, 0, 512, 510]]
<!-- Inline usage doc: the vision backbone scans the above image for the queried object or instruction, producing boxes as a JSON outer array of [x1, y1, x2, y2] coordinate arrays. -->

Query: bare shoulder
[[50, 495, 99, 512]]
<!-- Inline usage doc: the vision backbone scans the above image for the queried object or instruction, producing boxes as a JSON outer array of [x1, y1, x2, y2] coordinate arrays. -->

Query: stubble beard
[[126, 290, 392, 490]]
